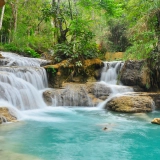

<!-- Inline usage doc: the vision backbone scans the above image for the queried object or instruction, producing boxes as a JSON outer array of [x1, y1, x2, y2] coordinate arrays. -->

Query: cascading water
[[0, 52, 49, 113], [100, 61, 133, 92], [97, 61, 134, 108], [0, 67, 48, 89], [1, 52, 49, 67], [100, 61, 123, 84]]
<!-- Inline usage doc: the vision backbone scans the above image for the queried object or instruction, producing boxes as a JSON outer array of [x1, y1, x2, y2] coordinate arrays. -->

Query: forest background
[[0, 0, 160, 66]]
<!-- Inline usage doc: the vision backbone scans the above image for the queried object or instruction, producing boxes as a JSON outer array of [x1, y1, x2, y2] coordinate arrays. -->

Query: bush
[[2, 43, 40, 58]]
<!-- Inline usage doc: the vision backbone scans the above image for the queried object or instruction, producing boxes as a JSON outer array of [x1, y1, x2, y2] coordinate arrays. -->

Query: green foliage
[[1, 0, 54, 55], [124, 0, 160, 59], [105, 19, 130, 52], [46, 67, 57, 75], [3, 43, 18, 52], [53, 40, 98, 64], [23, 47, 40, 58], [2, 43, 40, 58]]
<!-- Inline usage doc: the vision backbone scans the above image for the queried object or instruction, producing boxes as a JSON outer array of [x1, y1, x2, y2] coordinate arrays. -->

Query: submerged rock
[[151, 118, 160, 125], [0, 107, 17, 124], [105, 95, 154, 113]]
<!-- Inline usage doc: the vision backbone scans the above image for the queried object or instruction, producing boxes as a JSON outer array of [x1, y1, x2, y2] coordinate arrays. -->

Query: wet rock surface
[[43, 82, 111, 106], [120, 60, 150, 89], [130, 92, 160, 109], [151, 118, 160, 125], [0, 107, 17, 124], [105, 95, 154, 113]]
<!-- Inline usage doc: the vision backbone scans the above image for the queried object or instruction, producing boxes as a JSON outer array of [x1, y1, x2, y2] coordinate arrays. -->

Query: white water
[[1, 52, 49, 67], [98, 61, 134, 108], [0, 52, 48, 119], [100, 61, 133, 93], [100, 61, 123, 84], [0, 54, 133, 120], [0, 67, 48, 89]]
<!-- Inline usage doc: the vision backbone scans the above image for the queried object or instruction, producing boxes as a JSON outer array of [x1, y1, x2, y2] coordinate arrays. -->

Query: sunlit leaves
[[125, 0, 160, 59]]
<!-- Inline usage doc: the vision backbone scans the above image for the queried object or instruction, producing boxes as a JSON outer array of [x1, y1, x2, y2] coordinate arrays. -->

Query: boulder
[[105, 95, 154, 113], [151, 118, 160, 125], [43, 84, 94, 106], [87, 82, 111, 99], [0, 53, 4, 59], [0, 107, 17, 124], [129, 92, 160, 109], [120, 60, 150, 89], [43, 82, 111, 107]]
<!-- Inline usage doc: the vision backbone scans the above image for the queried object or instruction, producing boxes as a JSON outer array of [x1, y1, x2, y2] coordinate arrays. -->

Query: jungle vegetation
[[0, 0, 159, 63]]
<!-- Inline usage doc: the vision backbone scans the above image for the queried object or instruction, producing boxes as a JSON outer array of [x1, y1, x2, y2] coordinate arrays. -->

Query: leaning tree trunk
[[0, 5, 5, 30]]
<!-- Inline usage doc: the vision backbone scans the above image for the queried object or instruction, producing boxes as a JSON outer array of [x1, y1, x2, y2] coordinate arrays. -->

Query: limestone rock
[[128, 92, 160, 109], [120, 60, 150, 89], [87, 83, 111, 99], [44, 58, 104, 88], [105, 95, 153, 113], [0, 53, 4, 59], [43, 82, 110, 107], [0, 107, 17, 124], [151, 118, 160, 125]]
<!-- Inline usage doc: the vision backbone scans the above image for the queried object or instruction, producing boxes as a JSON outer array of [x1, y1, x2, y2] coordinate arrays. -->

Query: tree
[[125, 0, 160, 59]]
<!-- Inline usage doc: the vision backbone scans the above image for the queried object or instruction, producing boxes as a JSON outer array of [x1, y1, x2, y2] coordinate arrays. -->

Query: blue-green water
[[1, 107, 160, 160]]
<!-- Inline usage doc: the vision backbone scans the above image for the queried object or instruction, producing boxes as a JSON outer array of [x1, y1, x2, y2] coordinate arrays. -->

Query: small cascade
[[100, 61, 123, 84], [0, 72, 46, 110], [0, 52, 48, 111], [100, 61, 133, 93], [97, 61, 134, 108], [0, 67, 48, 89], [1, 52, 50, 67]]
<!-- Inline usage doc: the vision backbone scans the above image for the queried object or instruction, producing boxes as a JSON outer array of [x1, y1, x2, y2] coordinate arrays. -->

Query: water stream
[[0, 52, 160, 160]]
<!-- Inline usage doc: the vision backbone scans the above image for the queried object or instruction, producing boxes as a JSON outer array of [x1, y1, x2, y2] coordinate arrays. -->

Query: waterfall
[[1, 52, 49, 67], [97, 61, 133, 108], [100, 61, 133, 93], [0, 52, 48, 111], [47, 61, 133, 107], [0, 67, 48, 89], [0, 53, 133, 112], [100, 61, 123, 84]]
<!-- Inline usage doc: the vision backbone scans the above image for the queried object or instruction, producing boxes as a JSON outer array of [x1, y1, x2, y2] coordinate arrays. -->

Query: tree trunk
[[0, 5, 5, 30], [68, 0, 73, 20], [10, 1, 18, 33], [0, 0, 5, 8]]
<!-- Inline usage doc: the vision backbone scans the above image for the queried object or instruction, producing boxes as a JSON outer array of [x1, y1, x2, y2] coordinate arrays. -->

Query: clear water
[[1, 107, 160, 160]]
